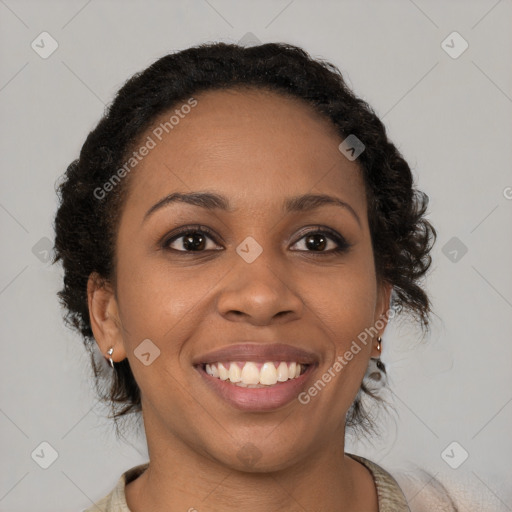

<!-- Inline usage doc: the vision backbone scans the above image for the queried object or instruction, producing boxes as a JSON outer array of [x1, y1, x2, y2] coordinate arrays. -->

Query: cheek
[[114, 253, 226, 400], [116, 253, 218, 342], [305, 247, 378, 399], [114, 259, 198, 417], [319, 286, 376, 389], [302, 284, 376, 431], [312, 251, 378, 349]]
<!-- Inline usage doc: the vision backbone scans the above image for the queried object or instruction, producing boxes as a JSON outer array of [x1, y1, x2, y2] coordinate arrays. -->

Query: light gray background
[[1, 0, 511, 510]]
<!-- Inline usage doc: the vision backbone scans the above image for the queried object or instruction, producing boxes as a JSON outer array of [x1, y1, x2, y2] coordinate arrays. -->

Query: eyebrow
[[143, 191, 361, 226]]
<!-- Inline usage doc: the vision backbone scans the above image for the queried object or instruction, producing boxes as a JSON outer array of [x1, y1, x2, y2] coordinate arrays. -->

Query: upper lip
[[192, 343, 319, 366]]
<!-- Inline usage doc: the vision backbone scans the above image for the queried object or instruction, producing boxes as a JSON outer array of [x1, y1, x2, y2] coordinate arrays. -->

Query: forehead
[[122, 87, 366, 215]]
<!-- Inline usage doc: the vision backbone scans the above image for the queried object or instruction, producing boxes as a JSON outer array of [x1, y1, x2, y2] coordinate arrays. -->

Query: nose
[[216, 255, 304, 326]]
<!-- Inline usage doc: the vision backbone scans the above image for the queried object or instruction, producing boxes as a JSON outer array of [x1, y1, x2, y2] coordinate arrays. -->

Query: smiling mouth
[[200, 360, 309, 388], [192, 342, 319, 410]]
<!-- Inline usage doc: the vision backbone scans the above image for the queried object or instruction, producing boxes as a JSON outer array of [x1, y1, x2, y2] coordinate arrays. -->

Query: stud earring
[[106, 347, 114, 369], [376, 336, 382, 353]]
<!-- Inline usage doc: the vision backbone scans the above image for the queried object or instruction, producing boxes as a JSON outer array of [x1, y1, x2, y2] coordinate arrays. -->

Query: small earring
[[376, 336, 382, 353], [106, 347, 114, 369]]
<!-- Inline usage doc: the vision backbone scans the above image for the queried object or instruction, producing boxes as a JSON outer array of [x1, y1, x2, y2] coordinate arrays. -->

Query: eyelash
[[161, 224, 351, 256]]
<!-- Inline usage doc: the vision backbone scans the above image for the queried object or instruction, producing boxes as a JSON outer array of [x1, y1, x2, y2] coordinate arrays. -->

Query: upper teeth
[[205, 361, 304, 387]]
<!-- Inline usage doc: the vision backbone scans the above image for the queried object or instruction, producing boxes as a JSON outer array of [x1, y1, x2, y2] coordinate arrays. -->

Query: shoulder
[[347, 453, 411, 512], [82, 463, 149, 512], [349, 454, 466, 512]]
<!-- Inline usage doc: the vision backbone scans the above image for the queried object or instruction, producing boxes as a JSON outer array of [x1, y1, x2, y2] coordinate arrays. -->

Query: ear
[[87, 272, 127, 363], [370, 280, 393, 358]]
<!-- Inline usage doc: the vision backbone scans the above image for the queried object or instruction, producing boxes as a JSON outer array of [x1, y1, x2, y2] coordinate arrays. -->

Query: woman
[[53, 41, 437, 511]]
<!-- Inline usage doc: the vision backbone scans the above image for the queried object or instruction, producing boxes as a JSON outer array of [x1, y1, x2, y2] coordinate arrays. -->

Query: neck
[[125, 413, 377, 512]]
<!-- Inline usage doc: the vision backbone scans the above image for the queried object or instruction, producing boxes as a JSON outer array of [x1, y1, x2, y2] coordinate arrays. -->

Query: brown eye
[[291, 228, 350, 254], [163, 226, 221, 252], [304, 233, 329, 251]]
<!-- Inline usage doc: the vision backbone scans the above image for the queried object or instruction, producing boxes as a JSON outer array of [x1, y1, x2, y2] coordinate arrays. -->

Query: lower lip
[[195, 364, 316, 411]]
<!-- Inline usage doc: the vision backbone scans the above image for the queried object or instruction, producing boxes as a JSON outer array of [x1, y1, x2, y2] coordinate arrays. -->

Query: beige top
[[83, 453, 410, 511]]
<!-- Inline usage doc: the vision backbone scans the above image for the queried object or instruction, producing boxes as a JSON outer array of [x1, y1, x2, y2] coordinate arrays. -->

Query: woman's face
[[90, 87, 391, 471]]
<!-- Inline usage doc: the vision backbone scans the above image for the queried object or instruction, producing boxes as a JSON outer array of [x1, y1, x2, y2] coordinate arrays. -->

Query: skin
[[88, 87, 393, 512]]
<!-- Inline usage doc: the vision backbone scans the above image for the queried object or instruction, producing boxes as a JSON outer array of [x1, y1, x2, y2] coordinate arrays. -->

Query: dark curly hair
[[53, 41, 436, 434]]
